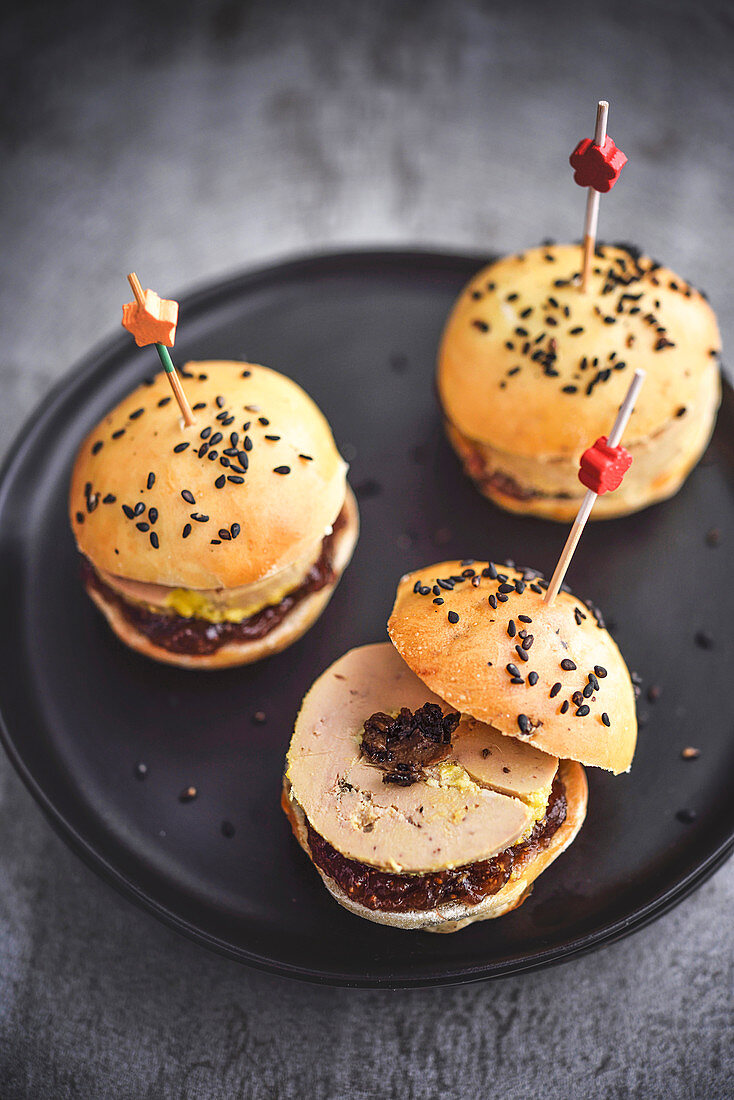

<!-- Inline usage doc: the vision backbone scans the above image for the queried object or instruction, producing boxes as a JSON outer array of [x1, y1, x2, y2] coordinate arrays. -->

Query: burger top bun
[[438, 243, 721, 455], [388, 561, 637, 774], [70, 361, 348, 589]]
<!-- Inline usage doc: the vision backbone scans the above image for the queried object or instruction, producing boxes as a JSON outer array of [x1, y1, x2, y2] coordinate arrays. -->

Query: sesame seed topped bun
[[69, 360, 358, 667], [437, 243, 721, 520], [388, 560, 637, 774], [70, 361, 349, 589]]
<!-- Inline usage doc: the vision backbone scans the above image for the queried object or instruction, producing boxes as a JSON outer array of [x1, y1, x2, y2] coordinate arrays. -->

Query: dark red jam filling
[[306, 772, 567, 913], [81, 507, 346, 655], [361, 704, 459, 786]]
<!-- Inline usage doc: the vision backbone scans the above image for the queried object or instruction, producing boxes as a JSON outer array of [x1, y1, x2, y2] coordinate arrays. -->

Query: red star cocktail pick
[[544, 369, 644, 605], [122, 273, 196, 427], [570, 100, 627, 292]]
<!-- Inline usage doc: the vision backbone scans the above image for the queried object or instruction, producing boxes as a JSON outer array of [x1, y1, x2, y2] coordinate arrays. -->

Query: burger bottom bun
[[85, 485, 359, 669], [444, 363, 720, 522], [284, 759, 587, 933]]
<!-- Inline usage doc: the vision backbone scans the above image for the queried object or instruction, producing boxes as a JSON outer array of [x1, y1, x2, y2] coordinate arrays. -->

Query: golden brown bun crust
[[283, 760, 587, 932], [437, 243, 721, 457], [70, 361, 348, 589], [388, 561, 637, 774], [84, 486, 358, 669]]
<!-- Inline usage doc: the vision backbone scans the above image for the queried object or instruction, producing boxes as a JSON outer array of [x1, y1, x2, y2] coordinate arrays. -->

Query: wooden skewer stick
[[544, 369, 645, 606], [126, 272, 196, 427], [580, 100, 609, 293]]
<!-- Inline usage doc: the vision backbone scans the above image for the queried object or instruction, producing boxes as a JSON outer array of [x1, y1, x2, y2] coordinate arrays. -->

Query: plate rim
[[0, 246, 732, 989]]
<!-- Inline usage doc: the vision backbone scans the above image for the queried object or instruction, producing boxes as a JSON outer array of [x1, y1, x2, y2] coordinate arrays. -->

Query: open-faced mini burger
[[437, 243, 721, 520], [283, 560, 636, 932], [70, 361, 358, 668]]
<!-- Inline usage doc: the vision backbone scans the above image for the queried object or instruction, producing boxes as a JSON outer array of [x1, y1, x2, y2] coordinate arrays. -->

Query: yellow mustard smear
[[161, 586, 280, 622]]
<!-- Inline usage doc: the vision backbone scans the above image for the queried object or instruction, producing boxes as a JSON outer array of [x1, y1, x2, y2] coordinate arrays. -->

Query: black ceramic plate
[[0, 250, 732, 988]]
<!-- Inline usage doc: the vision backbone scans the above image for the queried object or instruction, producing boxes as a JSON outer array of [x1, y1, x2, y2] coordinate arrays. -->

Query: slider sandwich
[[70, 361, 358, 667], [437, 243, 721, 519], [283, 560, 637, 932]]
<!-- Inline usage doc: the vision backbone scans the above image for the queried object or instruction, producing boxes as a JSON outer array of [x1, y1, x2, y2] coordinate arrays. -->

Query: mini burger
[[283, 560, 637, 932], [69, 361, 358, 668], [437, 243, 721, 520]]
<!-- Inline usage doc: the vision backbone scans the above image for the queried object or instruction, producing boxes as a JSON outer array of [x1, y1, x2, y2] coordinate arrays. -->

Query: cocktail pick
[[122, 273, 196, 427], [569, 100, 627, 292], [544, 369, 644, 605]]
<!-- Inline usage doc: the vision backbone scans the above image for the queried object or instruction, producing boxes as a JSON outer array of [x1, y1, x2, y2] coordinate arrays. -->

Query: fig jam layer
[[81, 507, 346, 656], [306, 772, 567, 913]]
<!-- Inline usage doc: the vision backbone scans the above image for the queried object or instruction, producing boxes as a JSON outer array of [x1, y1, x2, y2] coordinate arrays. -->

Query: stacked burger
[[70, 360, 358, 668], [283, 559, 636, 932]]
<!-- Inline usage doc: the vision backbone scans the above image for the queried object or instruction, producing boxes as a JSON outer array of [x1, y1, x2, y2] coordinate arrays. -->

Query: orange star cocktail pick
[[122, 273, 195, 427]]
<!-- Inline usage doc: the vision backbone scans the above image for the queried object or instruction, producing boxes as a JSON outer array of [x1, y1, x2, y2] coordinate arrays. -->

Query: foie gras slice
[[286, 642, 559, 875]]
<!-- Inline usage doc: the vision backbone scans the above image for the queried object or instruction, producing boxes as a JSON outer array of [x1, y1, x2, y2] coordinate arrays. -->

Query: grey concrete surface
[[0, 1, 732, 1097]]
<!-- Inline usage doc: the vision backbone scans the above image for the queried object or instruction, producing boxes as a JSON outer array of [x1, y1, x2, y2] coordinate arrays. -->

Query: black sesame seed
[[112, 429, 125, 439], [231, 523, 240, 539], [507, 620, 516, 637], [576, 705, 590, 717], [218, 529, 232, 540], [433, 597, 444, 605], [130, 408, 144, 419], [181, 490, 195, 504], [299, 454, 313, 461], [158, 397, 172, 407], [506, 663, 520, 677], [173, 442, 189, 453], [191, 513, 209, 523], [136, 521, 149, 532], [75, 512, 84, 524], [498, 583, 514, 594], [583, 683, 594, 699], [488, 594, 497, 609], [216, 396, 225, 408], [214, 475, 225, 489], [122, 504, 135, 519], [198, 444, 209, 458], [521, 635, 533, 650], [528, 671, 539, 686], [562, 385, 578, 394], [517, 714, 531, 734], [133, 502, 145, 516], [103, 494, 116, 504], [497, 593, 508, 603], [182, 523, 192, 538], [208, 451, 218, 461], [210, 432, 223, 446], [210, 539, 220, 545], [200, 426, 212, 440], [448, 611, 459, 624], [515, 646, 529, 662], [519, 615, 532, 623], [150, 532, 159, 549], [192, 402, 206, 411], [594, 665, 607, 678], [530, 584, 542, 594], [146, 472, 155, 490], [560, 700, 570, 714], [228, 475, 244, 484], [572, 691, 584, 707], [92, 441, 103, 455], [601, 712, 610, 727], [220, 456, 230, 467], [561, 659, 577, 671], [274, 466, 291, 475], [550, 683, 561, 698]]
